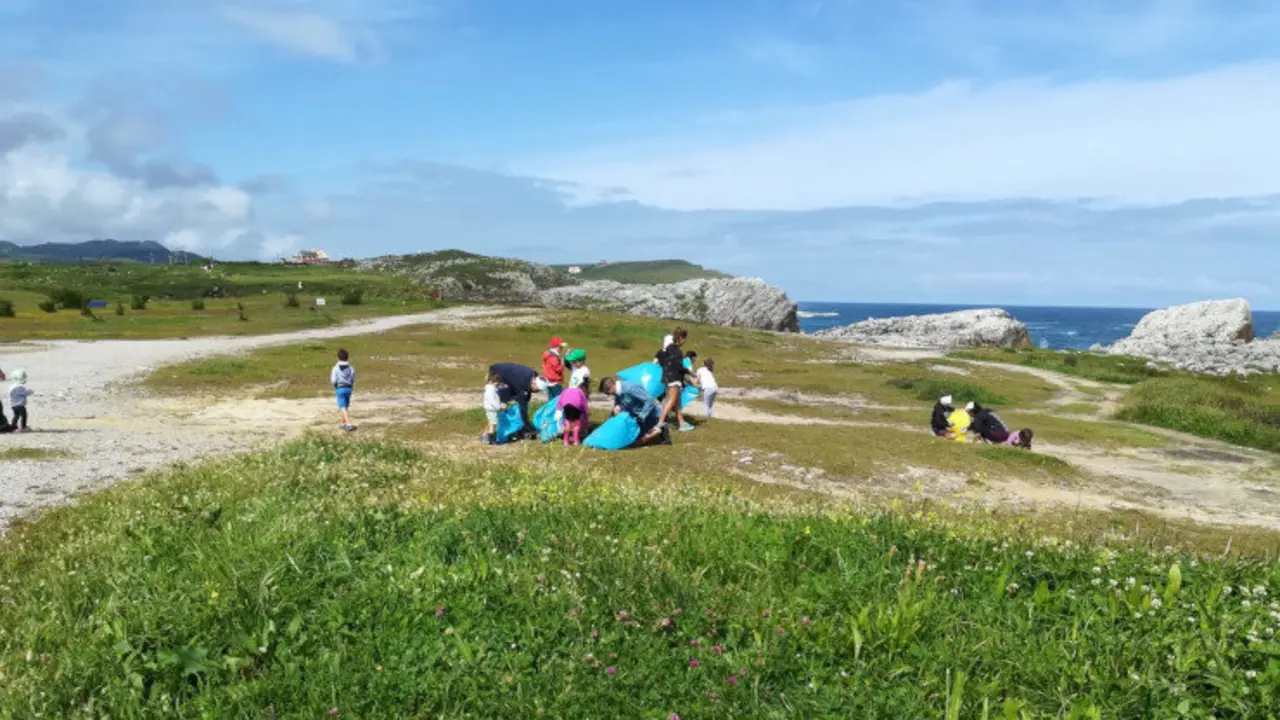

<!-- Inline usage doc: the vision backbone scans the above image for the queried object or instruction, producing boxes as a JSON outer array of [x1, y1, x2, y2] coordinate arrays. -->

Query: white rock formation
[[816, 308, 1032, 349], [1106, 299, 1280, 375], [537, 278, 799, 332]]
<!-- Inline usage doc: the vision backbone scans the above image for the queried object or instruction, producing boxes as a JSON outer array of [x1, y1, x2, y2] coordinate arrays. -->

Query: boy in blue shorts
[[331, 348, 356, 431]]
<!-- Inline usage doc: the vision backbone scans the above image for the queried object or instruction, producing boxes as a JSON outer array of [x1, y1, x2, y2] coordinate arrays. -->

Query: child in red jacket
[[542, 336, 567, 399]]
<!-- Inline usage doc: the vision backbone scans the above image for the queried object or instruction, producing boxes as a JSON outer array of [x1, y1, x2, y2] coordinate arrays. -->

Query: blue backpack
[[533, 401, 562, 443], [583, 413, 641, 451]]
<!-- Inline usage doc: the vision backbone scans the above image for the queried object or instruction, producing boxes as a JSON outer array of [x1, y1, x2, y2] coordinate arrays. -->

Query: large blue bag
[[495, 403, 525, 444], [616, 362, 664, 400], [533, 400, 562, 443], [583, 413, 641, 451]]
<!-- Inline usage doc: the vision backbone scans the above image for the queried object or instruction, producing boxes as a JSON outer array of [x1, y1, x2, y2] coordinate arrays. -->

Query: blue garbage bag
[[616, 362, 664, 399], [680, 383, 700, 409], [583, 413, 641, 451], [533, 400, 562, 443], [495, 403, 525, 444]]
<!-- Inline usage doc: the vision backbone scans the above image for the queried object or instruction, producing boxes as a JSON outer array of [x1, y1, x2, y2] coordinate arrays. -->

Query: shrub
[[340, 288, 365, 306], [886, 377, 1009, 406], [236, 302, 248, 322], [0, 298, 14, 318], [191, 299, 206, 311], [37, 300, 57, 314], [1117, 376, 1280, 452], [284, 292, 300, 308], [115, 302, 125, 316], [130, 294, 150, 310], [80, 306, 103, 322], [48, 287, 84, 310]]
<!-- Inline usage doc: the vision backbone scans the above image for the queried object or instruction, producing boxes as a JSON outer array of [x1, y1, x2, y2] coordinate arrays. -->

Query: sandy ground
[[2, 312, 1278, 535], [0, 306, 526, 530]]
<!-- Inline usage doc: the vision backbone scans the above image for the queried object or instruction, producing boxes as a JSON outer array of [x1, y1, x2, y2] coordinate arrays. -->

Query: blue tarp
[[583, 412, 641, 451], [88, 300, 108, 309]]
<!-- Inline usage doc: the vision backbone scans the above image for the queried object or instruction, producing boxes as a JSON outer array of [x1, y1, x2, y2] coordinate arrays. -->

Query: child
[[542, 336, 567, 399], [697, 359, 718, 419], [555, 385, 590, 446], [330, 349, 356, 432], [8, 369, 32, 432], [482, 370, 504, 445], [566, 348, 590, 391]]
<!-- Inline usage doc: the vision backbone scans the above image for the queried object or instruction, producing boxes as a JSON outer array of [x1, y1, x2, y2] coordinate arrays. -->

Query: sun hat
[[940, 395, 953, 406], [565, 348, 586, 363]]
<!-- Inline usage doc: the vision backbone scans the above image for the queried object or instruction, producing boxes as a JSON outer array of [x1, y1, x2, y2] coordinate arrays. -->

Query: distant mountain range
[[0, 240, 202, 264]]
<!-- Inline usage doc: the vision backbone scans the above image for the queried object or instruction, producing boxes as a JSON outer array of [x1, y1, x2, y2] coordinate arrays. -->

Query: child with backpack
[[330, 349, 356, 432]]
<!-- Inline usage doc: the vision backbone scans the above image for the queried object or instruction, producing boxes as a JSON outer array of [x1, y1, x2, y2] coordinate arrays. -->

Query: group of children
[[0, 367, 33, 434], [930, 394, 1033, 449], [479, 328, 719, 449]]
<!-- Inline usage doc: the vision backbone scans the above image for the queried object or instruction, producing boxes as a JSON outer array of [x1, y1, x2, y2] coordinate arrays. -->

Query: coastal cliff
[[1105, 298, 1280, 375], [816, 308, 1033, 349]]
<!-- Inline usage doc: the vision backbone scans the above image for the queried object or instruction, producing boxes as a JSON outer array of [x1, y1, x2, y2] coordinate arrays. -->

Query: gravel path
[[0, 306, 511, 531]]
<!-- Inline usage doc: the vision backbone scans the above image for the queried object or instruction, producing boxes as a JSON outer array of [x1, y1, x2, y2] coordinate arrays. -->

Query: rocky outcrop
[[816, 308, 1032, 349], [361, 251, 568, 303], [1106, 299, 1280, 375], [537, 278, 799, 332]]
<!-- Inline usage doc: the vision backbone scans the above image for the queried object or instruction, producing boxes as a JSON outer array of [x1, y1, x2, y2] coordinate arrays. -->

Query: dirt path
[[0, 306, 529, 530]]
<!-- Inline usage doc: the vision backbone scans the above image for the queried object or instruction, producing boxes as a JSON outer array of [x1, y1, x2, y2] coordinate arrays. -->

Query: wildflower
[[712, 645, 724, 655], [329, 709, 340, 717], [762, 610, 772, 618], [689, 658, 700, 668], [1223, 586, 1233, 595], [1130, 673, 1140, 682], [669, 715, 680, 720], [617, 610, 629, 620], [1151, 598, 1162, 610], [1125, 577, 1136, 587], [1091, 578, 1101, 586], [727, 674, 738, 686], [584, 653, 594, 661], [801, 616, 812, 627], [776, 625, 785, 635], [1025, 551, 1034, 559], [1092, 566, 1102, 574], [1109, 579, 1119, 588], [1243, 600, 1253, 609], [1246, 670, 1258, 680], [659, 617, 672, 629], [435, 605, 446, 617], [606, 666, 616, 676], [376, 665, 383, 672]]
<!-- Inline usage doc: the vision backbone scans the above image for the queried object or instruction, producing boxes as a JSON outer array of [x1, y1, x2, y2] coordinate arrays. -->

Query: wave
[[797, 311, 840, 318]]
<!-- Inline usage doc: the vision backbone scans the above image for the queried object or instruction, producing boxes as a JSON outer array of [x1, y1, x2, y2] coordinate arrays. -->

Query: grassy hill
[[0, 240, 192, 264], [555, 259, 730, 284]]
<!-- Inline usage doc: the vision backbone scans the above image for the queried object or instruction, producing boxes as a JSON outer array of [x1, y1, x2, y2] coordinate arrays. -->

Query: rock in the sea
[[537, 278, 799, 332], [1107, 298, 1280, 375], [816, 308, 1032, 349]]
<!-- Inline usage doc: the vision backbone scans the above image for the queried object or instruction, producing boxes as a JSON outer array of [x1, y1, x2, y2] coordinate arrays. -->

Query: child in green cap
[[566, 348, 590, 392]]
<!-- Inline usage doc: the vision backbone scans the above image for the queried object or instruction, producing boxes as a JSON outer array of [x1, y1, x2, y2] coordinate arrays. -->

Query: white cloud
[[164, 228, 204, 252], [259, 232, 301, 261], [531, 62, 1280, 211], [222, 6, 361, 62], [202, 185, 251, 221]]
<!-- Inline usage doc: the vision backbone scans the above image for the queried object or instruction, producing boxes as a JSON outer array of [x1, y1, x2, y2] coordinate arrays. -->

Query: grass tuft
[[1117, 375, 1280, 452]]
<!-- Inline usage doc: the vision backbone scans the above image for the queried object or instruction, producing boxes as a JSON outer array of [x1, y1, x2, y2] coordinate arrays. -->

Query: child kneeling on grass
[[330, 349, 356, 432], [599, 377, 671, 447]]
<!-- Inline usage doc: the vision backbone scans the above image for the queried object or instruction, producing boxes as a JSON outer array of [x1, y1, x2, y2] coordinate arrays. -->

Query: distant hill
[[0, 240, 197, 264], [554, 260, 730, 285]]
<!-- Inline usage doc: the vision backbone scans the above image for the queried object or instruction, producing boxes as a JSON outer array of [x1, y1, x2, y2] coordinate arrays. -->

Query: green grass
[[555, 259, 730, 284], [3, 437, 1279, 718], [1117, 376, 1280, 453], [0, 447, 70, 461], [953, 348, 1168, 385]]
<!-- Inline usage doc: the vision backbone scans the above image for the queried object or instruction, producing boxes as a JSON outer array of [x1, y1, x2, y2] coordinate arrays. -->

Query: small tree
[[130, 294, 150, 310], [115, 302, 125, 316], [0, 298, 15, 318], [340, 288, 364, 306], [49, 288, 84, 310], [284, 292, 300, 308], [191, 298, 206, 311], [237, 302, 248, 322], [37, 299, 57, 313]]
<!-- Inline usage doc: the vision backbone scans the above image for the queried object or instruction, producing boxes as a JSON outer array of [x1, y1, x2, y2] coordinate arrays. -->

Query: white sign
[[315, 298, 327, 306]]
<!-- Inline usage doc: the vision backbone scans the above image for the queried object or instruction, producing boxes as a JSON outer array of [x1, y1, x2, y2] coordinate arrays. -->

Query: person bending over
[[489, 362, 549, 436], [599, 377, 671, 447]]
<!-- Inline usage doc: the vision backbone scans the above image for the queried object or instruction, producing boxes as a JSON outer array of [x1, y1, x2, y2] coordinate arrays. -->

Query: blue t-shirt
[[615, 380, 659, 421]]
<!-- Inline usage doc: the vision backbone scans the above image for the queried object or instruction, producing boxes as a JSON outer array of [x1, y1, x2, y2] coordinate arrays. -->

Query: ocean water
[[797, 302, 1280, 351]]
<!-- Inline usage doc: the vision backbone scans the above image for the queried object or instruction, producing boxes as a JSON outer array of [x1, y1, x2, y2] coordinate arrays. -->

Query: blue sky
[[2, 0, 1280, 307]]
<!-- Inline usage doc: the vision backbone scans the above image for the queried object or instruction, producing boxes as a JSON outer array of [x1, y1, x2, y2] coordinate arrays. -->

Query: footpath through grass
[[952, 348, 1169, 385], [2, 438, 1279, 718]]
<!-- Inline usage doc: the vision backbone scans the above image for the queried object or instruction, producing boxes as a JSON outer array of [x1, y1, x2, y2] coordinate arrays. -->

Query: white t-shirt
[[696, 367, 717, 391], [483, 383, 503, 413], [9, 385, 32, 407], [569, 365, 591, 389]]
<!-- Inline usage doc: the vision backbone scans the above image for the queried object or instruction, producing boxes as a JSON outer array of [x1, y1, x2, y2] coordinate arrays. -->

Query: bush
[[115, 302, 125, 316], [130, 294, 150, 310], [0, 298, 14, 318], [80, 306, 102, 322], [886, 377, 1009, 406], [48, 287, 85, 310], [1117, 375, 1280, 452], [284, 292, 300, 308], [236, 302, 248, 322], [340, 288, 364, 306], [37, 300, 57, 314], [191, 299, 205, 311]]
